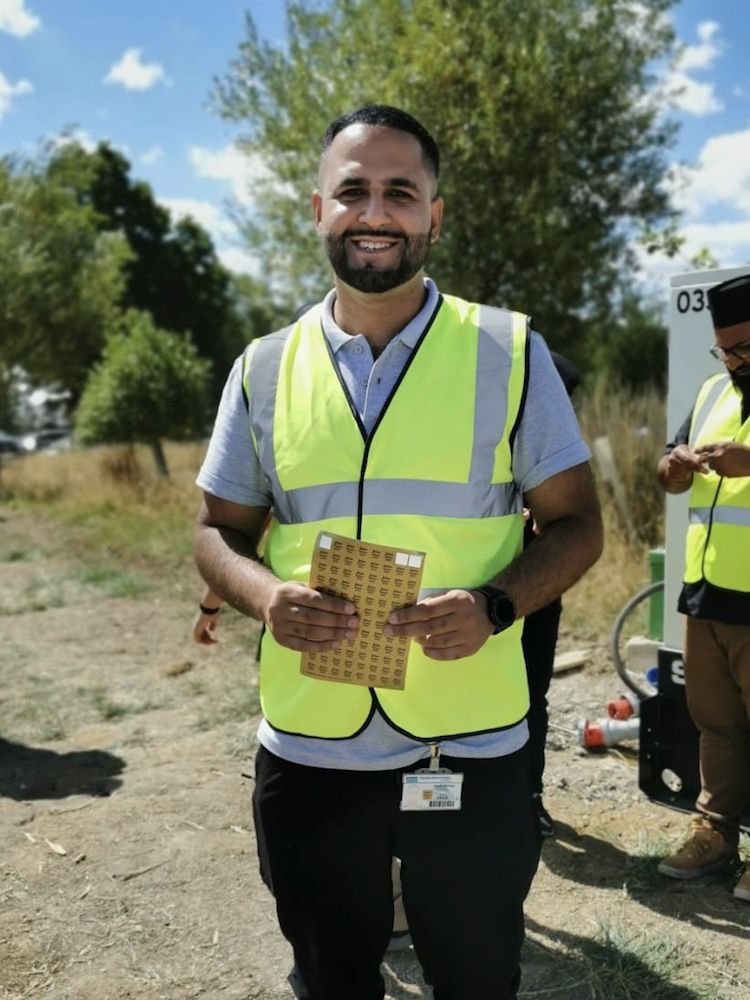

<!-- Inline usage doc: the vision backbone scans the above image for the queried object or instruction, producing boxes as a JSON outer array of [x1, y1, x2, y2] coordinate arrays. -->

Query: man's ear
[[430, 196, 444, 243], [312, 189, 323, 231]]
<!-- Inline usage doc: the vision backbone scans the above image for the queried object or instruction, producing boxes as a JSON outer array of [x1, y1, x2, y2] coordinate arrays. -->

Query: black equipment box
[[638, 646, 750, 831]]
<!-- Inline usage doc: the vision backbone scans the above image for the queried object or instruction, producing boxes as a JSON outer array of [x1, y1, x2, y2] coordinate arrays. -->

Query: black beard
[[730, 366, 750, 421], [324, 229, 432, 293]]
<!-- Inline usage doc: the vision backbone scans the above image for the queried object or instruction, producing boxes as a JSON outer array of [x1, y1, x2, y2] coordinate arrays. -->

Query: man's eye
[[389, 190, 412, 200], [339, 188, 365, 200]]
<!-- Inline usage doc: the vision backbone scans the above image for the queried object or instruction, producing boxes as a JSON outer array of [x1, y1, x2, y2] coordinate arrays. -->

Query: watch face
[[485, 587, 515, 629]]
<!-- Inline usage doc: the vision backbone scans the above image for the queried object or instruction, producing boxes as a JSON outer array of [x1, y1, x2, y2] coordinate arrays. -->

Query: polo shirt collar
[[321, 277, 440, 354]]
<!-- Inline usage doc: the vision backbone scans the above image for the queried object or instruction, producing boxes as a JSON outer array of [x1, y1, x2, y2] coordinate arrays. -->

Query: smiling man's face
[[312, 123, 443, 294]]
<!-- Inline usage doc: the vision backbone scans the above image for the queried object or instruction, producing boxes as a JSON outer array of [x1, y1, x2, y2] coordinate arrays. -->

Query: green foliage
[[0, 155, 129, 398], [214, 0, 678, 364], [594, 290, 668, 391], [0, 366, 19, 430], [47, 142, 249, 394], [74, 310, 212, 469]]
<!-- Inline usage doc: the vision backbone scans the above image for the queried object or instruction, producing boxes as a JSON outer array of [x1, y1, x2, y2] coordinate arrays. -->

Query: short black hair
[[322, 104, 439, 180]]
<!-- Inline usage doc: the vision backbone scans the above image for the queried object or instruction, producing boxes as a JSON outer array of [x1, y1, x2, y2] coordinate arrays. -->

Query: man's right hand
[[659, 444, 705, 493], [264, 582, 359, 652]]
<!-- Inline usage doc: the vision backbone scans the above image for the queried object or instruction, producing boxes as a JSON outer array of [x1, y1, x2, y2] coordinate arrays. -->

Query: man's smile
[[348, 235, 402, 256]]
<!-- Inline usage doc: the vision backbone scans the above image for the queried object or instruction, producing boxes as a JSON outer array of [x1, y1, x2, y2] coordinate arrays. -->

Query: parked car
[[21, 427, 72, 454], [0, 431, 23, 456]]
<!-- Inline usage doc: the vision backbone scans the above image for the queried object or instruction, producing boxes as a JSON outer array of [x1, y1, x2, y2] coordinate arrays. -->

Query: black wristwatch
[[474, 585, 516, 635]]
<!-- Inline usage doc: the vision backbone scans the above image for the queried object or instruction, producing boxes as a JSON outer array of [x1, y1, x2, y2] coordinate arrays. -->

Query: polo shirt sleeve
[[511, 332, 591, 494], [664, 411, 693, 454], [196, 355, 273, 507]]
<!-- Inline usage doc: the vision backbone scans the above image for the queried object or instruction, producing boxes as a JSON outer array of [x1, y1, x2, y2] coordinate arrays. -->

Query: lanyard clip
[[428, 743, 441, 771]]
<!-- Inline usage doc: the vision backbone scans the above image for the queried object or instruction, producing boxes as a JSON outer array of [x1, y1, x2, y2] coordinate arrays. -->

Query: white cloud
[[0, 70, 32, 120], [672, 129, 750, 217], [0, 0, 39, 37], [141, 144, 163, 166], [188, 143, 272, 208], [678, 21, 722, 71], [159, 197, 236, 242], [635, 219, 750, 291], [662, 20, 724, 117], [634, 125, 750, 288], [218, 245, 261, 277], [104, 48, 167, 91], [666, 71, 723, 116], [679, 220, 750, 261]]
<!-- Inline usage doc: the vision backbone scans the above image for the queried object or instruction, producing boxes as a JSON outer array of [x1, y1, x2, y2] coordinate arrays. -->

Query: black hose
[[610, 580, 664, 700]]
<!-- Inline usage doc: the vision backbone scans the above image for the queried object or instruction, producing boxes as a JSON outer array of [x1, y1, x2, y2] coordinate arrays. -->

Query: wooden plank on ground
[[552, 650, 590, 674]]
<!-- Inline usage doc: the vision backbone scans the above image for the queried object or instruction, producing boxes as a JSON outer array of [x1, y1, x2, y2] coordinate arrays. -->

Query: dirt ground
[[1, 507, 748, 1000]]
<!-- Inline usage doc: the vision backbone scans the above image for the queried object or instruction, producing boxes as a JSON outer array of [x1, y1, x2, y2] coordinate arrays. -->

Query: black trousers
[[522, 598, 562, 795], [253, 743, 540, 1000]]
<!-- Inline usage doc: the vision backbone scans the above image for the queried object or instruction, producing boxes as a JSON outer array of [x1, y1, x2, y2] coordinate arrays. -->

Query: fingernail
[[348, 617, 359, 627], [384, 625, 393, 637], [344, 603, 355, 614]]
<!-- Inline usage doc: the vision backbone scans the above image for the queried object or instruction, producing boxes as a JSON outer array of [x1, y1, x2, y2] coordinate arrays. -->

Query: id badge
[[400, 771, 464, 811]]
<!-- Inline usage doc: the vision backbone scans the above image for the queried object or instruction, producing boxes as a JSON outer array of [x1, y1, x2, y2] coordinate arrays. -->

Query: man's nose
[[725, 352, 743, 371], [359, 193, 390, 228]]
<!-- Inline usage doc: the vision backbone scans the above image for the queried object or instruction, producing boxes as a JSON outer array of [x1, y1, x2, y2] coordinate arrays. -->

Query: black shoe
[[533, 794, 556, 839]]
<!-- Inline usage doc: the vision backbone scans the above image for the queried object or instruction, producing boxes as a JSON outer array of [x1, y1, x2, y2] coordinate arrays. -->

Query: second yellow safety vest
[[685, 373, 750, 593]]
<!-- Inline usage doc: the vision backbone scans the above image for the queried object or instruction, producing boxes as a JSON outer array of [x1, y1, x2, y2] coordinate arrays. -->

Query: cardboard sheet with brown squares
[[301, 531, 426, 690]]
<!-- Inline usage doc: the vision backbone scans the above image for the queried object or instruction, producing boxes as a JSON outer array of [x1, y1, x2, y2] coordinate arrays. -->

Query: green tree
[[75, 310, 212, 477], [47, 142, 248, 395], [0, 156, 129, 400], [214, 0, 678, 365], [594, 288, 668, 391]]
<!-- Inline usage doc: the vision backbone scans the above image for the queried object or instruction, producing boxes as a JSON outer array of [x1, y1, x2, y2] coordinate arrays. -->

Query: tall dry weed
[[565, 375, 666, 630]]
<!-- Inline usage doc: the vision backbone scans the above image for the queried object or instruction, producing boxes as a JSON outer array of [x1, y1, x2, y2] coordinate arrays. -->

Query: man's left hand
[[384, 589, 493, 660], [694, 441, 750, 477]]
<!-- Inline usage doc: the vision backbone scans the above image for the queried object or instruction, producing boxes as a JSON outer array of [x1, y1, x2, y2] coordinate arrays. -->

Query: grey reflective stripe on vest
[[244, 326, 295, 523], [470, 305, 519, 485], [690, 505, 750, 527], [246, 308, 522, 523], [277, 479, 521, 524], [689, 375, 730, 446]]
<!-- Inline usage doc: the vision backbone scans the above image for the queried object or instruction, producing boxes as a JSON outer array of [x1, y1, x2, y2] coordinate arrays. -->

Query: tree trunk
[[149, 439, 169, 478]]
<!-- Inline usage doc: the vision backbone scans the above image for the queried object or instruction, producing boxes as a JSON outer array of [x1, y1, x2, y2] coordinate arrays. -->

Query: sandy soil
[[1, 508, 748, 999]]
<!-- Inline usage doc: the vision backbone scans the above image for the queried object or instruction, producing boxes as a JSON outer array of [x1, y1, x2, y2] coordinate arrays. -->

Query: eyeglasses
[[709, 343, 750, 363]]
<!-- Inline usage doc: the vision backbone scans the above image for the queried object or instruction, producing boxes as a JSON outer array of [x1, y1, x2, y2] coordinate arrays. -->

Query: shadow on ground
[[523, 916, 712, 999], [542, 820, 750, 943], [0, 737, 124, 799], [380, 913, 713, 1000]]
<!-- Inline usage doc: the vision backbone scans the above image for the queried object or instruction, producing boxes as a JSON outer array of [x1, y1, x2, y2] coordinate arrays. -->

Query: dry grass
[[565, 377, 666, 632], [0, 441, 207, 568], [0, 385, 667, 636]]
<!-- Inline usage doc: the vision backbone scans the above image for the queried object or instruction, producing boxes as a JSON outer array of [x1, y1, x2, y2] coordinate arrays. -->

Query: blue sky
[[1, 0, 749, 288]]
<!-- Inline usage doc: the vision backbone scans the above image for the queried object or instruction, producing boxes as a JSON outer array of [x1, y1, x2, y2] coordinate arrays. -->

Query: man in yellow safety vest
[[194, 104, 603, 999], [656, 272, 750, 903]]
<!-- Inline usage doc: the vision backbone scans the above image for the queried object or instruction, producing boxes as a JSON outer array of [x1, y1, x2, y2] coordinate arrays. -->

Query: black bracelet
[[199, 603, 222, 615]]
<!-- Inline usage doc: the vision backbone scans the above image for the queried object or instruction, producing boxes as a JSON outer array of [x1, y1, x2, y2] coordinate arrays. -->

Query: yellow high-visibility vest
[[685, 373, 750, 593], [244, 293, 531, 740]]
